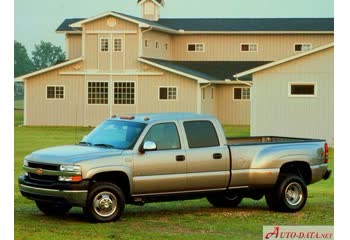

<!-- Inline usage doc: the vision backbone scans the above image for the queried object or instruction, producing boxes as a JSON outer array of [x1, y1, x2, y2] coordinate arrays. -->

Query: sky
[[15, 0, 334, 55]]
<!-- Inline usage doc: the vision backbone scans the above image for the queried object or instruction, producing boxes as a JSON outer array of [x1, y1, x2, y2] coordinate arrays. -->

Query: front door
[[133, 122, 187, 195]]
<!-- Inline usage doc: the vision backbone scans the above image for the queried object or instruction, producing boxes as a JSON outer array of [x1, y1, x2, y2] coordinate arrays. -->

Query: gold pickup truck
[[18, 113, 331, 222]]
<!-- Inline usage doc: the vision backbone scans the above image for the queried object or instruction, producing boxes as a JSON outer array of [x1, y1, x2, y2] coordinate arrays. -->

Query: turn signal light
[[324, 143, 329, 163]]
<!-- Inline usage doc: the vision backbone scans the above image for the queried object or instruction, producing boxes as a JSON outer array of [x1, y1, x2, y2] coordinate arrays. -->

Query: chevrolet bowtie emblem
[[35, 168, 43, 175]]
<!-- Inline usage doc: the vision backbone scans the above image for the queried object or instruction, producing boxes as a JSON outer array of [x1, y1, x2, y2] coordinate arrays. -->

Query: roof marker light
[[120, 116, 135, 120]]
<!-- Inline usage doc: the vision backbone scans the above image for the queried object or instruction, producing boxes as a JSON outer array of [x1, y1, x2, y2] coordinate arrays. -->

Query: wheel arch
[[278, 161, 312, 185]]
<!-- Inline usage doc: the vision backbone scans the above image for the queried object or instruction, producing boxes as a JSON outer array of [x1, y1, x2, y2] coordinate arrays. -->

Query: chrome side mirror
[[139, 141, 157, 153]]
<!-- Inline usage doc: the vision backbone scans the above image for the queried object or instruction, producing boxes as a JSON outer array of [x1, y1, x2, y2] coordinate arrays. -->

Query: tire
[[35, 201, 72, 215], [207, 191, 243, 208], [266, 174, 308, 212], [83, 182, 125, 223]]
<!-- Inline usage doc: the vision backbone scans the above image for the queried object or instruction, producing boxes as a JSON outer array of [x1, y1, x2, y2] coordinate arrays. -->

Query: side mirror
[[139, 141, 157, 153]]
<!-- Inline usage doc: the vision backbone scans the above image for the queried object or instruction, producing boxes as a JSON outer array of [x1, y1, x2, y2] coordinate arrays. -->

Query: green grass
[[15, 100, 24, 110], [14, 125, 333, 240], [15, 110, 24, 126]]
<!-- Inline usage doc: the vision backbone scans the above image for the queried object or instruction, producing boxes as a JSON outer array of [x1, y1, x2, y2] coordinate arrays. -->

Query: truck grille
[[27, 162, 60, 182], [28, 162, 60, 171]]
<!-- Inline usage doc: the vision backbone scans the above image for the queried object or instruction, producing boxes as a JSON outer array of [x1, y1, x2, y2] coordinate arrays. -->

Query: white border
[[288, 82, 317, 98], [113, 81, 137, 105], [158, 86, 178, 101], [45, 85, 65, 100], [187, 43, 205, 52], [232, 87, 251, 101], [86, 81, 109, 105]]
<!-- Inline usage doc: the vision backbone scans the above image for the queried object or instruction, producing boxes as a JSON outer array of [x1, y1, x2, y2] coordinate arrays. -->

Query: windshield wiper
[[93, 143, 116, 149], [78, 141, 93, 146]]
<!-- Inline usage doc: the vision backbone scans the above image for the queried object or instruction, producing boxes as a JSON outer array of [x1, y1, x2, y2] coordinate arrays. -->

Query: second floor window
[[144, 40, 149, 48], [295, 43, 312, 52], [241, 43, 258, 52], [155, 41, 160, 49], [114, 38, 123, 52], [188, 43, 205, 52], [100, 38, 109, 52], [164, 43, 168, 51], [233, 87, 251, 100]]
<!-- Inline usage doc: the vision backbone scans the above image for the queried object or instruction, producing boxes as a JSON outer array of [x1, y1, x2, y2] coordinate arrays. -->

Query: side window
[[143, 123, 181, 150], [183, 121, 220, 148]]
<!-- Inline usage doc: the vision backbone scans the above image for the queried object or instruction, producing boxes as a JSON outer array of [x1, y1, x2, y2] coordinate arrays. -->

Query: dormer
[[138, 0, 165, 21]]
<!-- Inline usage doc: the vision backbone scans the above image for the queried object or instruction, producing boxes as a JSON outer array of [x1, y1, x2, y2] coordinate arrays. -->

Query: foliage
[[32, 41, 66, 70], [14, 82, 24, 100], [14, 41, 34, 77]]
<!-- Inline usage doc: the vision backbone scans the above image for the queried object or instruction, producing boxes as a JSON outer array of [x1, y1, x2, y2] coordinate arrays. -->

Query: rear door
[[181, 120, 230, 191], [132, 121, 187, 195]]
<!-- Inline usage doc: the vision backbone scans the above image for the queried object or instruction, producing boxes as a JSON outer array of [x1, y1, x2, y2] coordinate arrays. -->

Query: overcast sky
[[15, 0, 334, 55]]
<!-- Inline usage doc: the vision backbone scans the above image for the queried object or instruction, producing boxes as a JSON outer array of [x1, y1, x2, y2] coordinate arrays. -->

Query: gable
[[84, 16, 138, 32]]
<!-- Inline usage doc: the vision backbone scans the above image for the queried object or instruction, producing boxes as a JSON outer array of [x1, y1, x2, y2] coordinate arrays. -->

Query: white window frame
[[240, 43, 258, 52], [187, 43, 205, 52], [144, 39, 149, 48], [288, 82, 317, 98], [232, 87, 251, 101], [294, 43, 312, 52], [100, 37, 110, 52], [155, 40, 160, 49], [113, 38, 123, 52], [113, 81, 136, 105], [158, 86, 178, 101], [46, 85, 65, 100], [87, 81, 109, 105]]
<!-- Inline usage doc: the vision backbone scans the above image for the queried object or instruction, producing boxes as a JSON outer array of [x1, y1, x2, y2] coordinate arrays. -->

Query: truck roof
[[108, 112, 216, 123]]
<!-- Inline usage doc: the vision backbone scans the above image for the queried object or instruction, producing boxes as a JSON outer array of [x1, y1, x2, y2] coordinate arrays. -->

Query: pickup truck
[[18, 113, 331, 222]]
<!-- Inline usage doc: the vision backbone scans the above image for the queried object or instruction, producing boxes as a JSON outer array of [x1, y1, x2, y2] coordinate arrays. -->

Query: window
[[233, 87, 250, 100], [114, 82, 135, 104], [164, 43, 168, 51], [144, 40, 149, 48], [47, 86, 64, 99], [187, 43, 205, 52], [88, 82, 108, 104], [289, 83, 316, 97], [211, 87, 215, 100], [294, 43, 312, 52], [114, 38, 123, 52], [241, 43, 258, 52], [155, 41, 160, 49], [201, 88, 206, 100], [159, 87, 177, 100], [143, 123, 181, 150], [183, 121, 220, 148], [100, 38, 109, 52]]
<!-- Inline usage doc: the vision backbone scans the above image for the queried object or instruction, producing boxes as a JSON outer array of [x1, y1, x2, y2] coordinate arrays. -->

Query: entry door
[[133, 122, 187, 195], [181, 120, 230, 191]]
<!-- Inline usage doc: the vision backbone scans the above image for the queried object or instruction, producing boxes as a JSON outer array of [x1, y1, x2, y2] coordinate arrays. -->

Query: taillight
[[324, 143, 329, 163]]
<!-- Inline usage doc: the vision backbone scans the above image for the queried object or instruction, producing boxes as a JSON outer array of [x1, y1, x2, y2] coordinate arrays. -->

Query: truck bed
[[226, 136, 324, 146]]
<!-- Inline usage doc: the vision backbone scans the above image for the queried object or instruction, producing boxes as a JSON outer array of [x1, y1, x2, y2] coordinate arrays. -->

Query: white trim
[[113, 37, 124, 52], [294, 43, 313, 53], [138, 58, 209, 84], [86, 30, 137, 34], [232, 87, 251, 101], [288, 82, 317, 98], [56, 31, 82, 34], [99, 37, 110, 52], [234, 42, 334, 78], [45, 85, 65, 100], [196, 83, 201, 113], [240, 43, 258, 52], [59, 71, 163, 76], [208, 80, 253, 85], [86, 81, 109, 105], [113, 81, 137, 105], [158, 86, 178, 101], [16, 57, 83, 80], [187, 43, 205, 52], [23, 80, 27, 125]]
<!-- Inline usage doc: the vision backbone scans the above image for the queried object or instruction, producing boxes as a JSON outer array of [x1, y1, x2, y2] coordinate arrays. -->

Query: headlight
[[60, 165, 81, 172], [23, 160, 28, 167]]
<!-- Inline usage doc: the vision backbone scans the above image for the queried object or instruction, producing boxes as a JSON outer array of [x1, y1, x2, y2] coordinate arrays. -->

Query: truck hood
[[25, 145, 123, 165]]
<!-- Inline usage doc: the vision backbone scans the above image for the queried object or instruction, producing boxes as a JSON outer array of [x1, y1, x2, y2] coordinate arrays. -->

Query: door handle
[[176, 155, 186, 161], [213, 153, 222, 159]]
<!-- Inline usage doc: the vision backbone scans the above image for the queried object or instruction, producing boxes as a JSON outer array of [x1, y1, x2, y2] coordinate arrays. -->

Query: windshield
[[82, 120, 147, 150]]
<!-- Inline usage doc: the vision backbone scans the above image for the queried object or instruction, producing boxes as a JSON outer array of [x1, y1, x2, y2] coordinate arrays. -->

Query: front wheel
[[83, 182, 125, 223], [207, 191, 243, 207], [266, 174, 308, 212], [35, 201, 71, 215]]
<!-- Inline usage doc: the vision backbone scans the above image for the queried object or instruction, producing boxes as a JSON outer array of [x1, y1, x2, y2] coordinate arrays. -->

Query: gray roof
[[56, 14, 334, 33], [141, 58, 271, 81]]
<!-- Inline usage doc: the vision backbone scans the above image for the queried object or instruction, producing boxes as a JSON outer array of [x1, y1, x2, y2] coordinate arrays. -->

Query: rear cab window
[[183, 121, 220, 148]]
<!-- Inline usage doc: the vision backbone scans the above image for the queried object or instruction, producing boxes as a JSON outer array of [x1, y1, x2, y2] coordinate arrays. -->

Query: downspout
[[197, 82, 212, 114], [233, 75, 253, 87]]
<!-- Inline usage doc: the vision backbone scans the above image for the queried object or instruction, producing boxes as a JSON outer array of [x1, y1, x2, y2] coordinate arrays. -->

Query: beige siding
[[251, 47, 334, 144], [201, 86, 217, 116], [143, 30, 172, 60], [85, 34, 98, 69], [66, 34, 82, 59], [215, 85, 251, 125], [172, 34, 333, 61], [84, 16, 138, 32], [25, 62, 85, 126]]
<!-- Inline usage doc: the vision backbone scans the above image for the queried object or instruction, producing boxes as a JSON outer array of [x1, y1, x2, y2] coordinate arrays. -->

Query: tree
[[32, 41, 66, 71], [14, 41, 34, 77]]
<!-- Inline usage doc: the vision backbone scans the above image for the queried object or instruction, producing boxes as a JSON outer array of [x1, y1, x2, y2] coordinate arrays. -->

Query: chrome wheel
[[285, 182, 303, 206], [93, 191, 118, 217]]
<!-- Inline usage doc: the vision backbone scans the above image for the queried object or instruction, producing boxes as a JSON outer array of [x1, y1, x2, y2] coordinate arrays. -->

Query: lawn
[[14, 124, 333, 240]]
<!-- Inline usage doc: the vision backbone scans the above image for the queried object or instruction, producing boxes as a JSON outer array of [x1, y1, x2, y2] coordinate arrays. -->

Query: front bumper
[[18, 175, 88, 207]]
